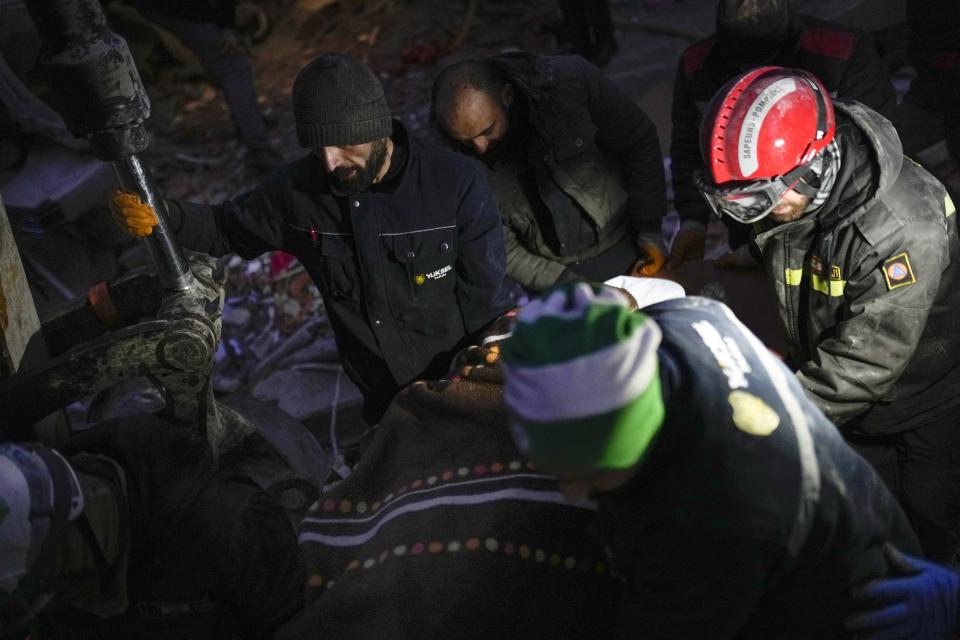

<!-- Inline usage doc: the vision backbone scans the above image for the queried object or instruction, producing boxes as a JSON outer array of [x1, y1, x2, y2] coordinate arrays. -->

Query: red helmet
[[696, 66, 835, 223]]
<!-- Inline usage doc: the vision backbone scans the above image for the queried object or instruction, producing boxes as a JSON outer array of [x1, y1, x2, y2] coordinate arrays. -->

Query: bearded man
[[667, 0, 896, 268], [110, 53, 513, 423]]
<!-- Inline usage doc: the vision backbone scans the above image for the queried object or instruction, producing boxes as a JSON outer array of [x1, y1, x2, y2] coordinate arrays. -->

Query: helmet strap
[[781, 159, 821, 199], [793, 170, 821, 199]]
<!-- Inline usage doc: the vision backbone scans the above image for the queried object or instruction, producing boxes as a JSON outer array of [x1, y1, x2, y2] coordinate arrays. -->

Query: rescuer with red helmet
[[696, 66, 960, 564], [667, 0, 897, 269]]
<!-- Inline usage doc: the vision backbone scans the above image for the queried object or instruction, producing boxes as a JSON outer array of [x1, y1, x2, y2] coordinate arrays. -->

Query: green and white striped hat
[[501, 283, 665, 478]]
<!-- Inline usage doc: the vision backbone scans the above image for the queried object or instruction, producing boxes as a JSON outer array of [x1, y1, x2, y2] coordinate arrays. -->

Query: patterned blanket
[[276, 332, 619, 639]]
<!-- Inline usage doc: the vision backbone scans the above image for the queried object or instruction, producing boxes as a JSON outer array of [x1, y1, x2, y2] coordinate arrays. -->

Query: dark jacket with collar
[[752, 102, 960, 432], [479, 53, 666, 291], [671, 13, 896, 227], [600, 297, 918, 639], [166, 121, 513, 411]]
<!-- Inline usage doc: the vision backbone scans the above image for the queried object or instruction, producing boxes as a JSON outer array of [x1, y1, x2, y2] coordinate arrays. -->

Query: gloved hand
[[631, 234, 667, 276], [665, 222, 705, 270], [110, 190, 158, 237], [845, 543, 960, 640]]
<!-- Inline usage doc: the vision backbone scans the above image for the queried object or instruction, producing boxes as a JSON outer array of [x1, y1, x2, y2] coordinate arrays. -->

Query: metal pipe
[[113, 156, 193, 291], [23, 0, 194, 292]]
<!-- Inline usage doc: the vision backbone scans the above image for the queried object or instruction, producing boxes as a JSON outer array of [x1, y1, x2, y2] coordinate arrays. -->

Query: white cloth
[[603, 275, 686, 309]]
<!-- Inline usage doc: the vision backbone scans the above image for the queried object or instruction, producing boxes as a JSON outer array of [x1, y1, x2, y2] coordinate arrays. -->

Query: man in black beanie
[[110, 53, 514, 424], [666, 0, 897, 270]]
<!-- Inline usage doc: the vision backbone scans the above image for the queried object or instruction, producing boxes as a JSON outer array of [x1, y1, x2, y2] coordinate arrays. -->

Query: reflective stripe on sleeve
[[786, 268, 844, 296]]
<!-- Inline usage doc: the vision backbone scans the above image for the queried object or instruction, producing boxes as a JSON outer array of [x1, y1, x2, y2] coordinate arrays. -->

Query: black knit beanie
[[292, 53, 392, 148]]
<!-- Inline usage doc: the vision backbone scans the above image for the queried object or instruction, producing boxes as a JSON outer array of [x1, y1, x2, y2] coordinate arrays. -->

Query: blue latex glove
[[845, 543, 960, 640]]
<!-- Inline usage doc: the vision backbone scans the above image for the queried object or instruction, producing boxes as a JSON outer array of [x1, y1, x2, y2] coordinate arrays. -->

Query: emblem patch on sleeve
[[882, 252, 916, 290], [728, 390, 780, 436]]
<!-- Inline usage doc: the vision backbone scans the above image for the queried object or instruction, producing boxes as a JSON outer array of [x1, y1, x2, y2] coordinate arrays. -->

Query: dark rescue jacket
[[753, 102, 960, 433], [480, 54, 666, 291], [166, 121, 513, 408], [601, 297, 919, 639], [671, 14, 897, 226]]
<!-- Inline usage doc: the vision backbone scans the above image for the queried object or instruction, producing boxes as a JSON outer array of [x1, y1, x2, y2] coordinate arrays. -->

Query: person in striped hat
[[501, 283, 920, 639]]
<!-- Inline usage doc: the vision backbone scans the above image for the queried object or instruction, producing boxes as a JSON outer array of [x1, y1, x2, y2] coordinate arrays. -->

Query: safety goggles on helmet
[[697, 66, 836, 219], [694, 160, 819, 224]]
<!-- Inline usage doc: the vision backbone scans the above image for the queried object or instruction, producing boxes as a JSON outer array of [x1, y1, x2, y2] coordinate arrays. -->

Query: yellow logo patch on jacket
[[728, 390, 780, 436], [883, 252, 916, 290]]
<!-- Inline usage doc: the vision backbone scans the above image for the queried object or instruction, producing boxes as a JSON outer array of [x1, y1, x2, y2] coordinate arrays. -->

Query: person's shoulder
[[229, 154, 337, 221], [234, 153, 320, 204], [796, 14, 869, 62], [679, 36, 718, 77], [861, 161, 953, 243], [644, 297, 764, 374], [834, 160, 948, 266], [643, 295, 729, 324], [265, 153, 319, 189], [537, 54, 600, 85], [411, 135, 486, 181], [796, 13, 869, 39]]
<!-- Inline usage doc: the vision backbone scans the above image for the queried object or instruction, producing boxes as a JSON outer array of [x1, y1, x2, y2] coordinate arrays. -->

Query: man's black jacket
[[671, 13, 896, 227], [165, 122, 513, 411]]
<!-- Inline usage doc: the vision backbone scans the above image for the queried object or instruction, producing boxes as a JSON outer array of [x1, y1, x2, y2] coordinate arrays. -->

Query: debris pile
[[213, 251, 364, 423]]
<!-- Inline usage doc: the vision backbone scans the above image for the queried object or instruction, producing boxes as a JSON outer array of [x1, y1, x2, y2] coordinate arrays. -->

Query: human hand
[[110, 190, 158, 237], [632, 238, 667, 277], [845, 543, 960, 640], [665, 227, 705, 270]]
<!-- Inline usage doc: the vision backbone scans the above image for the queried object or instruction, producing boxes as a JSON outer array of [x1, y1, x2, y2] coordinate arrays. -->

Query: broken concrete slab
[[0, 138, 116, 228], [252, 367, 363, 423]]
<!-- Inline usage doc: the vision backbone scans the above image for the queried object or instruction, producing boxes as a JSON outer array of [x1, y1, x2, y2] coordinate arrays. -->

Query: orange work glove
[[110, 190, 159, 237], [631, 239, 667, 277], [665, 226, 706, 270]]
